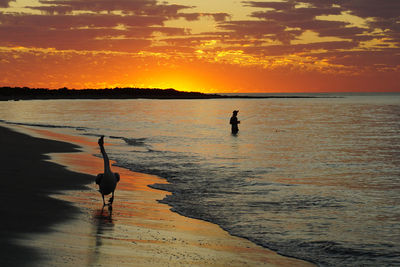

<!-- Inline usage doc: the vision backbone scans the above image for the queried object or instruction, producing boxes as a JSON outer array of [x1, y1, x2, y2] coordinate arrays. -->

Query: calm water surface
[[1, 94, 399, 266]]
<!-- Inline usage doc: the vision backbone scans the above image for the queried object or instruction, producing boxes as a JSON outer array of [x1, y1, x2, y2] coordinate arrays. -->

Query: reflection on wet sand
[[88, 208, 114, 267]]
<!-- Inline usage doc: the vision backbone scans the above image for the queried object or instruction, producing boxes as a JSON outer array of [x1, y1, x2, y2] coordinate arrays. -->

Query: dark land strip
[[0, 87, 322, 100]]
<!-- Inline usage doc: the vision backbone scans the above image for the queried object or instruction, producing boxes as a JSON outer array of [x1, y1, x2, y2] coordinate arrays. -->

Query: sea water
[[1, 94, 399, 266]]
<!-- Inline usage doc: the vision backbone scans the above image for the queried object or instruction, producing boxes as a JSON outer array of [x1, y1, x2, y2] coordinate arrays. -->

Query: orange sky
[[0, 0, 399, 93]]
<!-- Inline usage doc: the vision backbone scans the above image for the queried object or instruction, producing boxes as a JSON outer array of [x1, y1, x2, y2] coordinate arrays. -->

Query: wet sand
[[0, 124, 315, 266]]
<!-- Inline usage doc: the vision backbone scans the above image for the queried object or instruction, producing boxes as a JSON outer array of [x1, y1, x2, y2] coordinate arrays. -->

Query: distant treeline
[[0, 87, 224, 100], [0, 86, 321, 101]]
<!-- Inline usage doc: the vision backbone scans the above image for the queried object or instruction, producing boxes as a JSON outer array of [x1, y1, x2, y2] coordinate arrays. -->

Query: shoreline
[[0, 124, 315, 266]]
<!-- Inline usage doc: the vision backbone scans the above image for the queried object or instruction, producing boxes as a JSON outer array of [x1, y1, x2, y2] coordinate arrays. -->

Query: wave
[[122, 137, 147, 147], [110, 143, 400, 267], [0, 119, 92, 132]]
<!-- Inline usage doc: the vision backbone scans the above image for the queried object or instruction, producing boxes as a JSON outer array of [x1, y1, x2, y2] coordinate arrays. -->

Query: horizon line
[[1, 86, 399, 95]]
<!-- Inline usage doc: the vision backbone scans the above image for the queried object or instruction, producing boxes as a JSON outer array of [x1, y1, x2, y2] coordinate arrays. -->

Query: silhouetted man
[[230, 110, 240, 134]]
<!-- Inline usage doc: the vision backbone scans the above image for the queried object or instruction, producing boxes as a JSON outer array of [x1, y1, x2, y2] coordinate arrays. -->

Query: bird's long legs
[[102, 194, 106, 206], [101, 192, 115, 207], [109, 191, 114, 205]]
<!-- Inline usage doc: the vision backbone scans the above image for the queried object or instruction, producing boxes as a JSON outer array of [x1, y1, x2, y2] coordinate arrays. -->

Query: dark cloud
[[221, 0, 400, 60], [209, 13, 231, 22], [177, 12, 200, 21], [35, 0, 190, 15], [219, 1, 350, 47], [243, 1, 295, 11], [252, 7, 342, 20], [161, 35, 226, 47], [0, 0, 232, 52], [313, 50, 400, 68], [245, 2, 354, 43], [0, 0, 13, 8], [0, 24, 152, 52], [317, 26, 365, 39], [337, 0, 400, 19], [218, 18, 360, 45], [0, 0, 200, 52], [177, 12, 230, 22], [296, 0, 400, 36], [241, 41, 358, 56], [243, 0, 400, 33], [0, 13, 165, 29], [296, 0, 342, 8], [218, 20, 303, 45], [32, 0, 228, 22], [219, 20, 285, 37], [0, 11, 186, 51]]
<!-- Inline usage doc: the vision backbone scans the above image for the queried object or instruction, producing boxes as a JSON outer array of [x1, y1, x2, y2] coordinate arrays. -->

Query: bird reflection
[[87, 207, 115, 266]]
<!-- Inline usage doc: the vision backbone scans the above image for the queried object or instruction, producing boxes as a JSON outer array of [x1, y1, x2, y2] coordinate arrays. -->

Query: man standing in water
[[230, 110, 240, 134]]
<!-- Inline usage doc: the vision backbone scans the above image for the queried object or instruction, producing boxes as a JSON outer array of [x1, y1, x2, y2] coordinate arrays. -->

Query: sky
[[0, 0, 399, 93]]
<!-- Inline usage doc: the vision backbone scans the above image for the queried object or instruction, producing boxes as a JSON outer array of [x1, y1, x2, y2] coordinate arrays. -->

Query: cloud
[[243, 2, 355, 43], [0, 13, 165, 29], [31, 0, 229, 22], [300, 0, 400, 37], [0, 0, 13, 8], [220, 1, 399, 57], [219, 20, 285, 37], [338, 0, 400, 19], [241, 41, 358, 56], [313, 49, 400, 67], [175, 12, 230, 22], [0, 0, 232, 53], [243, 1, 295, 11], [0, 5, 189, 51], [33, 0, 190, 15], [0, 11, 193, 52]]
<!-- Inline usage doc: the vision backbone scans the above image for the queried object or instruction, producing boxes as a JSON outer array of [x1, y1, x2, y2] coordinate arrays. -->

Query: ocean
[[1, 93, 399, 266]]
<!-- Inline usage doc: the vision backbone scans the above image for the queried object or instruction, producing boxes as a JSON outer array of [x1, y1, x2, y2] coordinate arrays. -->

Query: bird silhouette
[[96, 136, 120, 207]]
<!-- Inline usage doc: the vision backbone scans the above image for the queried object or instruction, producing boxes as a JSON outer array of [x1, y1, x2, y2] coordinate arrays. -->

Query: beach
[[0, 125, 93, 266], [0, 124, 314, 266]]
